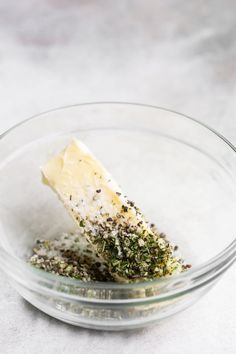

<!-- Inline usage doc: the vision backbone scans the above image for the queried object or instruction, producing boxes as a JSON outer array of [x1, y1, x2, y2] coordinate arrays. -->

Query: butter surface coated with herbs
[[41, 140, 185, 282]]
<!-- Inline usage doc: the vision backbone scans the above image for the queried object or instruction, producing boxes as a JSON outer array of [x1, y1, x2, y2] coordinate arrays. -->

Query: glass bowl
[[0, 103, 235, 330]]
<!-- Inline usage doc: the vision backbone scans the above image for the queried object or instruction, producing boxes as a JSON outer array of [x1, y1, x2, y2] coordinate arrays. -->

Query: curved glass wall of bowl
[[0, 103, 235, 329]]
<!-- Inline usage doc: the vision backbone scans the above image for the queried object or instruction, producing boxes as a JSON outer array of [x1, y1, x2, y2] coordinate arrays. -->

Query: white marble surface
[[0, 1, 235, 353]]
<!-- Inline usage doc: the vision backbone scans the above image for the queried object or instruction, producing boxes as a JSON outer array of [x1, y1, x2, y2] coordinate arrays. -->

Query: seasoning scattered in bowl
[[30, 232, 113, 281]]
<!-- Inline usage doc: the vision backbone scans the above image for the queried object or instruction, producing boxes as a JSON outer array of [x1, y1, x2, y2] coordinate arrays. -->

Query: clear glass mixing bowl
[[0, 103, 235, 330]]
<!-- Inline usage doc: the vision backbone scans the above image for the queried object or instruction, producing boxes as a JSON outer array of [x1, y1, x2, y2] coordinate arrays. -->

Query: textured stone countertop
[[0, 1, 235, 353]]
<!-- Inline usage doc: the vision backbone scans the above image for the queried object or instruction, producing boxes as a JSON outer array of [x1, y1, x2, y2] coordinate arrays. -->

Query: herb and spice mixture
[[30, 140, 189, 282], [30, 232, 113, 281]]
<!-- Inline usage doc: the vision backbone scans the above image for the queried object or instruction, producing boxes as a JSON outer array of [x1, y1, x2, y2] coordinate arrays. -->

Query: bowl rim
[[0, 101, 235, 296]]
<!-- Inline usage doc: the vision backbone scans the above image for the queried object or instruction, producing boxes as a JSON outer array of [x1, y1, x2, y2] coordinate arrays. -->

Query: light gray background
[[0, 1, 235, 353]]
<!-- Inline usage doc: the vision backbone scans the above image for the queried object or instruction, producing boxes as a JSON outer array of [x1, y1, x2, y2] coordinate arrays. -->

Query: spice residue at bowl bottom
[[29, 231, 190, 283], [29, 232, 113, 281]]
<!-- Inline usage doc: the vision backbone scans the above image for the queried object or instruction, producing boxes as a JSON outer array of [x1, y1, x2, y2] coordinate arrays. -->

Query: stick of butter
[[42, 139, 184, 282]]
